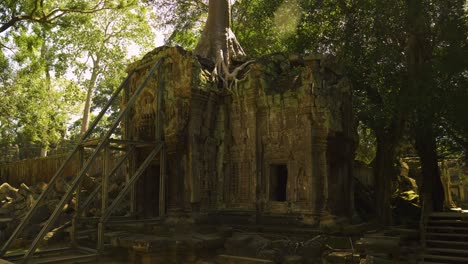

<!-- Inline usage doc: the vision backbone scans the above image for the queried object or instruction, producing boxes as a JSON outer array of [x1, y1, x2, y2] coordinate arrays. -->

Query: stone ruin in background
[[122, 46, 356, 226]]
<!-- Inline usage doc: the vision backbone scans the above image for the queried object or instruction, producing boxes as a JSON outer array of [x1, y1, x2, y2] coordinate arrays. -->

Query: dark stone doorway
[[270, 164, 288, 201], [136, 164, 160, 218]]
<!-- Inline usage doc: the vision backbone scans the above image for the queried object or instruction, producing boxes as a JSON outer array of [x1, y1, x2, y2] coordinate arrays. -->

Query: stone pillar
[[215, 102, 226, 208], [312, 125, 333, 226], [188, 92, 209, 207]]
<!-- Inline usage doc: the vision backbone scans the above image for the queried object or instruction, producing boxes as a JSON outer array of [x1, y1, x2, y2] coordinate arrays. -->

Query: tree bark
[[40, 36, 52, 157], [415, 113, 444, 212], [373, 112, 405, 225], [405, 0, 444, 212], [373, 131, 398, 225], [80, 56, 100, 135], [194, 0, 245, 64]]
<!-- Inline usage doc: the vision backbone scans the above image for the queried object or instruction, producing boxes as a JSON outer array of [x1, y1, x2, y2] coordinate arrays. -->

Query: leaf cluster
[[0, 0, 156, 159]]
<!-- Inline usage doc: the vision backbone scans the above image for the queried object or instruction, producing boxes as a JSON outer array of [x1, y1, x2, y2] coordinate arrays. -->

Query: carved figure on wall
[[296, 166, 307, 201], [133, 91, 156, 140]]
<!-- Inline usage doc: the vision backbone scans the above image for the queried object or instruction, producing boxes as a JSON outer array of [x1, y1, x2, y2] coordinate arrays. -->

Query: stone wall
[[124, 46, 356, 225]]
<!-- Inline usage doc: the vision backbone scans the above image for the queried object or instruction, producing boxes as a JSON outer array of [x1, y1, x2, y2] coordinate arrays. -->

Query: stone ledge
[[217, 254, 274, 264]]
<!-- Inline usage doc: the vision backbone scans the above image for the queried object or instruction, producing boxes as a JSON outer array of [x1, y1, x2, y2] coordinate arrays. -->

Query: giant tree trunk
[[374, 131, 398, 225], [195, 0, 245, 65], [373, 112, 405, 225], [405, 0, 444, 212], [415, 113, 444, 212]]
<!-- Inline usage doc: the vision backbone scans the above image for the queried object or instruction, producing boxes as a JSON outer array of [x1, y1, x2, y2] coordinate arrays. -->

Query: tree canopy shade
[[0, 20, 85, 157], [151, 0, 207, 49], [0, 0, 155, 157], [0, 0, 135, 34], [59, 6, 154, 134]]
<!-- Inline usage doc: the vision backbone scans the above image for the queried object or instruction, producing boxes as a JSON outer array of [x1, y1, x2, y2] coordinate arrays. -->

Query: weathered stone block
[[29, 204, 49, 224], [18, 183, 32, 197], [322, 251, 360, 264], [283, 255, 303, 264], [225, 233, 271, 257], [0, 183, 18, 198], [257, 249, 278, 262], [217, 254, 274, 264]]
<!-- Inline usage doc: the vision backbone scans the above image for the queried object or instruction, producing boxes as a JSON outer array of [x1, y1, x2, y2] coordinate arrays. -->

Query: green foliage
[[151, 0, 208, 49], [0, 54, 16, 148], [68, 5, 153, 133], [0, 1, 155, 159], [68, 114, 115, 141], [431, 0, 468, 157], [0, 0, 137, 34], [1, 24, 84, 155], [232, 0, 285, 56], [0, 0, 466, 166]]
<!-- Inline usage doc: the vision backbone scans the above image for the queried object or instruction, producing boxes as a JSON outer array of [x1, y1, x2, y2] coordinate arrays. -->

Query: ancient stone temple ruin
[[124, 46, 355, 226], [0, 45, 357, 263]]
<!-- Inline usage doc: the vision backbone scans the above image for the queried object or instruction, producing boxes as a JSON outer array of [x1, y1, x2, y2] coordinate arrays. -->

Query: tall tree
[[194, 0, 245, 64], [0, 0, 154, 159], [55, 5, 153, 134], [409, 0, 467, 211], [405, 0, 441, 211], [4, 24, 83, 157]]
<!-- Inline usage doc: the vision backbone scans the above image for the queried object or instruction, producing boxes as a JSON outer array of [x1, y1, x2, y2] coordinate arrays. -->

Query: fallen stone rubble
[[0, 176, 129, 248], [0, 181, 74, 245], [222, 232, 363, 264]]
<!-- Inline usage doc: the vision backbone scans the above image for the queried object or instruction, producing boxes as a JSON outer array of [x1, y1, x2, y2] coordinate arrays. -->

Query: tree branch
[[0, 42, 15, 53], [1, 18, 18, 33], [31, 0, 40, 18], [0, 3, 114, 33]]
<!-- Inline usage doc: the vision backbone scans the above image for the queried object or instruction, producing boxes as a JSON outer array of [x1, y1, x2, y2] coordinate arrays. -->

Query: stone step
[[425, 239, 468, 247], [426, 232, 468, 238], [429, 212, 468, 218], [426, 226, 468, 232], [4, 247, 97, 264], [427, 220, 468, 225], [0, 217, 14, 223], [425, 247, 468, 256], [420, 262, 456, 264], [217, 255, 274, 264], [29, 253, 97, 264], [0, 208, 10, 215], [421, 254, 468, 263], [229, 224, 322, 237]]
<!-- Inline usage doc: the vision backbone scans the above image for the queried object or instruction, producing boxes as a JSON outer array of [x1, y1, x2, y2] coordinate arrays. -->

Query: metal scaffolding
[[0, 58, 167, 263]]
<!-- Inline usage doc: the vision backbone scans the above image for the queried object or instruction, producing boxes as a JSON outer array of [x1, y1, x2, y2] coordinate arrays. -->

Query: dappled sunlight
[[273, 0, 302, 39]]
